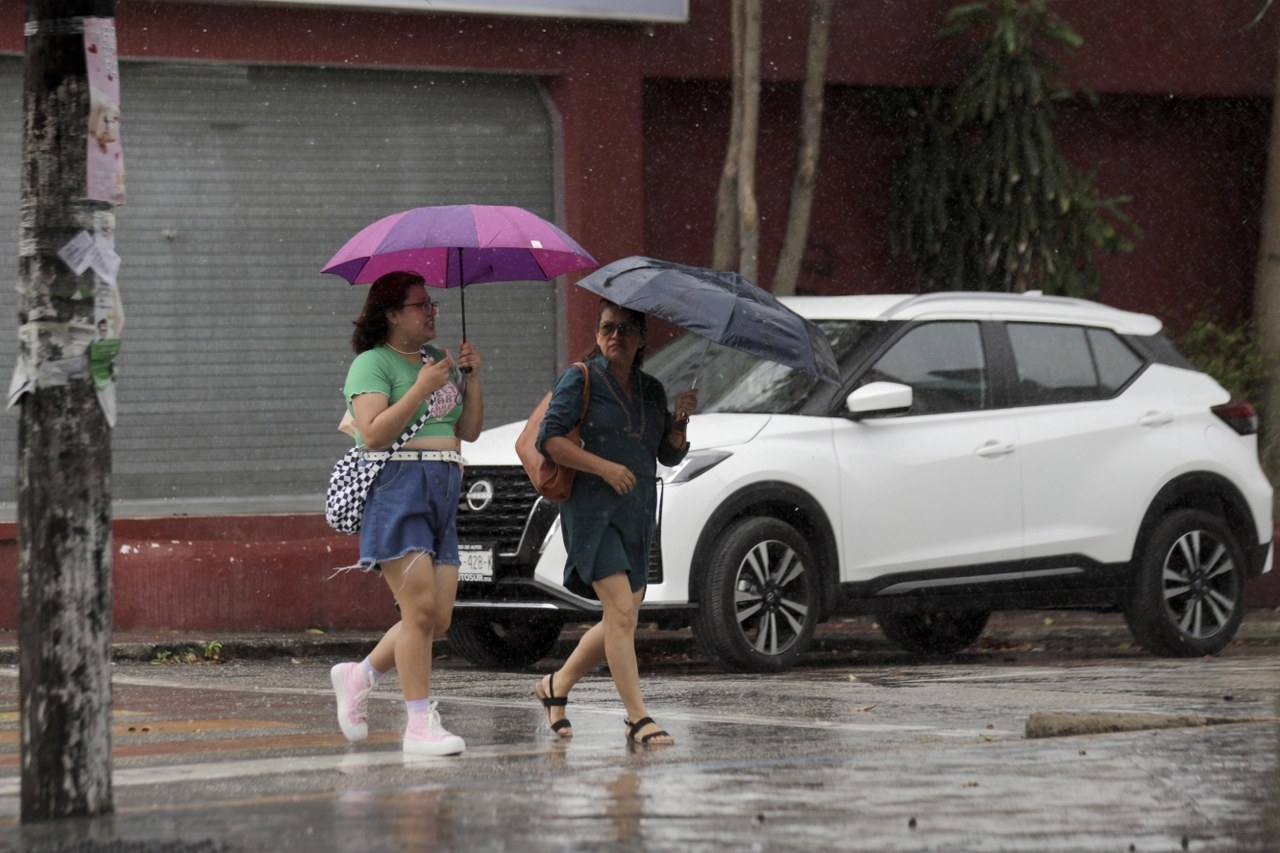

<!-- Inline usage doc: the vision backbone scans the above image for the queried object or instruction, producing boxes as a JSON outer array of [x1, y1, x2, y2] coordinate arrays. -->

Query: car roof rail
[[876, 290, 1090, 320]]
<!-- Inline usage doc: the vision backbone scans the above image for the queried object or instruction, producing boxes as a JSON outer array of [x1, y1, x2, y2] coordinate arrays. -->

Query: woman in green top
[[328, 270, 484, 757], [534, 299, 698, 745]]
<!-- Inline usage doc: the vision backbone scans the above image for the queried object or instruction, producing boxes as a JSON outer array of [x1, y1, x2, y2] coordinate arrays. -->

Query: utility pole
[[18, 0, 121, 821]]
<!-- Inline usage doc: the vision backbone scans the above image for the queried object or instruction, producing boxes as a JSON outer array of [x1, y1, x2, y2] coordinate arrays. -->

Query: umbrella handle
[[458, 280, 471, 373]]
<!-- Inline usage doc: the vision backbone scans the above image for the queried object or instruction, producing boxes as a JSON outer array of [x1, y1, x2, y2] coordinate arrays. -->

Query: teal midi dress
[[537, 354, 689, 597]]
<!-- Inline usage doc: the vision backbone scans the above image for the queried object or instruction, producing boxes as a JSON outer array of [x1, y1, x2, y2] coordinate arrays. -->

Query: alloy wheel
[[733, 538, 811, 656], [1161, 528, 1238, 639]]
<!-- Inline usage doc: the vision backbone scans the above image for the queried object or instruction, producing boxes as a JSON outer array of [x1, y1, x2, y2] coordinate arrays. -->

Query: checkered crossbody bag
[[325, 410, 434, 535]]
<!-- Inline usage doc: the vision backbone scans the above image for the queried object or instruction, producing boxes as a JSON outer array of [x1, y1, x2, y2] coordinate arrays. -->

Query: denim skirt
[[358, 459, 462, 571]]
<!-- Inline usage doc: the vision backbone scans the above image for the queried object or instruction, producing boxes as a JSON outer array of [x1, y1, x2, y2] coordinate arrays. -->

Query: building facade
[[0, 0, 1275, 624]]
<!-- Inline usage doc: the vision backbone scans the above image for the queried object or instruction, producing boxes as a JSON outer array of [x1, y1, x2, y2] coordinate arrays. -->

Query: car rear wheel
[[878, 609, 990, 655], [447, 615, 562, 670], [691, 517, 819, 673], [1124, 508, 1246, 657]]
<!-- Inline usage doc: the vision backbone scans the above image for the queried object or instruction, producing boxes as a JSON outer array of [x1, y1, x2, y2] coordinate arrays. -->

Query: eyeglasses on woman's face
[[598, 321, 642, 338], [401, 299, 440, 314]]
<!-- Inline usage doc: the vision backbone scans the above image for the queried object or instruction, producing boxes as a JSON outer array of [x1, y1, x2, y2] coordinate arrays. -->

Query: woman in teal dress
[[534, 299, 698, 745]]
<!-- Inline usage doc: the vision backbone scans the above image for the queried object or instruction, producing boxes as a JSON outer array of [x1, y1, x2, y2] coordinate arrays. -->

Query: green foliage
[[1177, 317, 1274, 407], [891, 0, 1137, 297], [150, 641, 225, 665], [1176, 315, 1274, 468]]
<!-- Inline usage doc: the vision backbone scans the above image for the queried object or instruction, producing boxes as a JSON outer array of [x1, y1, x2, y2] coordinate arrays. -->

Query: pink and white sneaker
[[403, 701, 465, 756], [330, 662, 374, 743]]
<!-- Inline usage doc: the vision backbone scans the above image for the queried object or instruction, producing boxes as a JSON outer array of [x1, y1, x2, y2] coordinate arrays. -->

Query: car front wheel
[[447, 615, 562, 670], [1124, 508, 1246, 657], [877, 609, 990, 655], [691, 517, 819, 673]]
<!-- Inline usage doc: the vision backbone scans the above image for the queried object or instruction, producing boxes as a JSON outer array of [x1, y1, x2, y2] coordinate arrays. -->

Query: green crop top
[[343, 344, 464, 446]]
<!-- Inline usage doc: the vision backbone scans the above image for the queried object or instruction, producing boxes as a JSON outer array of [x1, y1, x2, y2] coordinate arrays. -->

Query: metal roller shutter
[[0, 58, 562, 513]]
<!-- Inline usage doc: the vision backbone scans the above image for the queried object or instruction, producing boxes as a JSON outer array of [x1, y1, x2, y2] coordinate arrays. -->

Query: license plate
[[458, 542, 494, 582]]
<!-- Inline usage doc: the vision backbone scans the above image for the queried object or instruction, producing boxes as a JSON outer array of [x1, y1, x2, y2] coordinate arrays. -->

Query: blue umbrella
[[575, 256, 840, 384]]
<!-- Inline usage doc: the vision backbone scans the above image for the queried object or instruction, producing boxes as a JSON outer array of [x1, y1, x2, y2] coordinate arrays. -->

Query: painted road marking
[[102, 675, 1010, 738], [0, 741, 618, 800], [1, 669, 1018, 742]]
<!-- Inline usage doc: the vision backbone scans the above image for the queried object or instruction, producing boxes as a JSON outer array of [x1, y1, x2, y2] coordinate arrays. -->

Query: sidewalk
[[2, 608, 1278, 666]]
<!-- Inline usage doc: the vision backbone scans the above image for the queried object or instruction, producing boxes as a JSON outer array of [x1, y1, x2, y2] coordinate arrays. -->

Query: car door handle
[[1138, 411, 1174, 427], [975, 440, 1016, 458]]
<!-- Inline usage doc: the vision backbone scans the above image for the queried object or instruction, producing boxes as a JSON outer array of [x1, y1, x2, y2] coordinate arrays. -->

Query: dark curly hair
[[351, 271, 426, 354], [581, 299, 646, 367]]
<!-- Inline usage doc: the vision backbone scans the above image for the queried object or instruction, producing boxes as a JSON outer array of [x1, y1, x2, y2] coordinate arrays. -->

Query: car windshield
[[644, 320, 877, 414]]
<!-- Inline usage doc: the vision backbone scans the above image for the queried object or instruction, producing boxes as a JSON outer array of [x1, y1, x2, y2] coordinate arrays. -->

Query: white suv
[[449, 291, 1275, 672]]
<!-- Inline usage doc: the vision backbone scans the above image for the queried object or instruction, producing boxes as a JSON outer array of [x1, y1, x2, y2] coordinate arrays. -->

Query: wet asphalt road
[[0, 612, 1278, 852]]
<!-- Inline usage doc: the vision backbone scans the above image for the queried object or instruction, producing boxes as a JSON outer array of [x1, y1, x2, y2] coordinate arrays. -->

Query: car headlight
[[662, 449, 732, 484]]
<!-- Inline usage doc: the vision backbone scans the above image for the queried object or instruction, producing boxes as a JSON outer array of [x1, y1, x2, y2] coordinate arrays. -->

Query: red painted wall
[[0, 517, 392, 631], [641, 81, 1271, 336], [642, 81, 920, 296], [1066, 96, 1270, 332], [1, 2, 1273, 96]]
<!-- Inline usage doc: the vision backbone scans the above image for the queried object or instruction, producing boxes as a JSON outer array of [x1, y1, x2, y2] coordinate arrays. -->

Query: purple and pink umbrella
[[322, 204, 598, 339]]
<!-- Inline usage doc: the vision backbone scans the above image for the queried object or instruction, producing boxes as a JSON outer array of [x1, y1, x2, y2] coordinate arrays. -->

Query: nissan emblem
[[466, 479, 494, 511]]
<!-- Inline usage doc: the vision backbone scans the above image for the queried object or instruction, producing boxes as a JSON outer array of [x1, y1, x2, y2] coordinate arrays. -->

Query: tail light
[[1211, 398, 1259, 436]]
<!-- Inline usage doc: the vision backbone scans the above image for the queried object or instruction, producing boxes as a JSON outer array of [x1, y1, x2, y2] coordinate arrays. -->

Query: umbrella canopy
[[322, 204, 598, 338], [575, 256, 840, 384]]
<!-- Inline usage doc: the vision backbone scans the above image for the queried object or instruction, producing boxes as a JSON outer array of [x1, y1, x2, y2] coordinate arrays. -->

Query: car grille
[[457, 465, 539, 556]]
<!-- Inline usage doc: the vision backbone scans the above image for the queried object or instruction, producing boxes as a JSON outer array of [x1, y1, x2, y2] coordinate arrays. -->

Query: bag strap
[[572, 362, 590, 429], [359, 406, 435, 463], [389, 408, 435, 453]]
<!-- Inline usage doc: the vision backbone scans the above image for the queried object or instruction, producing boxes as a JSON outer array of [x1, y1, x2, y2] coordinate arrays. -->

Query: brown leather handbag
[[515, 363, 590, 502]]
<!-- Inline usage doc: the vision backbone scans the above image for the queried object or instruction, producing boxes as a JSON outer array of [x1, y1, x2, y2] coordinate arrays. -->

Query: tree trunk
[[712, 0, 744, 271], [1255, 33, 1280, 520], [773, 0, 833, 296], [736, 0, 762, 283], [19, 0, 116, 821]]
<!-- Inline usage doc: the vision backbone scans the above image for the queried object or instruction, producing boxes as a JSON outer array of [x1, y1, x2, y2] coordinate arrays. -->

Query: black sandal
[[533, 673, 573, 737], [624, 716, 673, 745]]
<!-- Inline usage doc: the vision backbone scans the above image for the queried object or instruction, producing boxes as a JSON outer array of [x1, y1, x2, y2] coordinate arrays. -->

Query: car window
[[1088, 328, 1144, 393], [644, 319, 878, 414], [857, 321, 987, 415], [1126, 331, 1194, 370], [1008, 322, 1142, 404]]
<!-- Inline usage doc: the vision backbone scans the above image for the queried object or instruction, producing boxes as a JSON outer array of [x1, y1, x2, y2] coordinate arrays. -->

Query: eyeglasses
[[598, 322, 641, 338], [401, 299, 439, 314]]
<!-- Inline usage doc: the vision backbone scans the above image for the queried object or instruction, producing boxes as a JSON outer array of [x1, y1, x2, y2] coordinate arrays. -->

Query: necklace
[[594, 364, 646, 439], [386, 343, 420, 356]]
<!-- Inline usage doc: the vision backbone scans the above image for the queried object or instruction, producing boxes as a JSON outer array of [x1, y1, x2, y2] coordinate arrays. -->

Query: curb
[[2, 610, 1278, 667]]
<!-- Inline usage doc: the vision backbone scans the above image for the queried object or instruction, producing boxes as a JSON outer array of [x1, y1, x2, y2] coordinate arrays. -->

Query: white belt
[[360, 450, 466, 464]]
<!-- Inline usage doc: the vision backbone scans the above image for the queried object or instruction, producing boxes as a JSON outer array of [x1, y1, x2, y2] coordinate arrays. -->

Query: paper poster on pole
[[88, 210, 122, 425], [84, 18, 125, 205], [9, 217, 125, 424], [8, 19, 125, 425]]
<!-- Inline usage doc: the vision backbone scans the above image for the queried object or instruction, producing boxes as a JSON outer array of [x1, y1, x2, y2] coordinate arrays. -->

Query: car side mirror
[[845, 381, 912, 419]]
